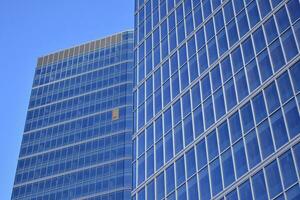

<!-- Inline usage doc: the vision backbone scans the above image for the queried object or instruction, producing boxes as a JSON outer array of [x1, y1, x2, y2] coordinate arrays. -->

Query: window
[[226, 189, 238, 200], [241, 102, 254, 133], [180, 64, 189, 90], [210, 158, 223, 196], [208, 38, 218, 65], [172, 72, 180, 98], [207, 130, 218, 161], [221, 56, 232, 82], [138, 132, 145, 156], [205, 18, 215, 41], [191, 83, 201, 109], [189, 56, 198, 82], [198, 47, 208, 73], [290, 61, 300, 93], [188, 175, 198, 200], [265, 161, 283, 198], [156, 172, 165, 200], [231, 46, 243, 73], [176, 156, 186, 186], [221, 149, 235, 187], [224, 1, 234, 23], [173, 100, 181, 126], [214, 88, 226, 120], [177, 184, 187, 200], [287, 0, 300, 23], [229, 111, 242, 143], [238, 180, 253, 200], [199, 167, 211, 200], [284, 99, 300, 139], [147, 147, 154, 177], [281, 28, 298, 62], [246, 59, 260, 92], [196, 139, 207, 170], [184, 114, 194, 146], [174, 123, 183, 154], [164, 108, 172, 134], [258, 120, 275, 159], [196, 28, 205, 50], [217, 29, 228, 56], [186, 148, 196, 178], [138, 155, 145, 184], [264, 82, 280, 114], [236, 69, 248, 102], [233, 139, 248, 178], [245, 130, 261, 169], [277, 72, 293, 104], [257, 0, 271, 18], [270, 109, 288, 149], [154, 69, 161, 90], [156, 139, 164, 170], [211, 65, 221, 91], [201, 74, 211, 100], [179, 44, 187, 66], [166, 164, 175, 194], [147, 181, 155, 200], [155, 116, 163, 141], [225, 78, 237, 111], [252, 170, 268, 200], [252, 92, 267, 124], [237, 9, 249, 37], [269, 39, 285, 72], [218, 121, 230, 152], [215, 10, 224, 32], [193, 106, 204, 137], [146, 124, 153, 148], [257, 49, 272, 82], [165, 131, 173, 162], [204, 97, 215, 129], [275, 7, 289, 33], [247, 1, 260, 28], [227, 20, 239, 47], [279, 150, 297, 189], [253, 27, 266, 54], [182, 91, 191, 117]]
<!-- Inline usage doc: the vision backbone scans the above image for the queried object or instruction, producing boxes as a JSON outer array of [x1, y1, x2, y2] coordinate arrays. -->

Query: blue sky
[[0, 0, 133, 198]]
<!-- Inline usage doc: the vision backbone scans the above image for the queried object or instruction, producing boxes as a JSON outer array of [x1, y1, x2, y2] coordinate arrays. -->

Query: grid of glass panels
[[12, 31, 134, 200], [133, 0, 300, 199]]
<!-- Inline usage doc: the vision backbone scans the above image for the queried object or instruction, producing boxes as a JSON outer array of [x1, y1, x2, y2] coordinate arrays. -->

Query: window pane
[[204, 97, 215, 129], [258, 120, 275, 159], [252, 92, 267, 124], [156, 172, 165, 200], [284, 99, 300, 139], [147, 147, 154, 177], [258, 0, 271, 18], [156, 139, 164, 170], [245, 130, 261, 169], [239, 180, 253, 200], [180, 64, 189, 90], [279, 150, 297, 189], [173, 99, 181, 126], [207, 130, 218, 161], [199, 167, 211, 200], [176, 156, 185, 186], [184, 114, 194, 146], [264, 16, 277, 44], [225, 78, 237, 111], [275, 6, 289, 33], [257, 49, 273, 82], [246, 59, 260, 92], [165, 131, 173, 162], [227, 20, 239, 47], [196, 139, 207, 170], [270, 109, 288, 149], [229, 112, 242, 143], [188, 175, 198, 200], [282, 28, 298, 62], [166, 164, 175, 194], [193, 106, 204, 137], [286, 183, 300, 200], [172, 72, 180, 99], [237, 9, 249, 37], [247, 1, 260, 28], [218, 121, 230, 152], [214, 88, 226, 120], [221, 56, 232, 82], [233, 139, 248, 178], [264, 82, 280, 114], [201, 74, 211, 100], [147, 181, 155, 200], [191, 83, 201, 109], [226, 189, 238, 200], [265, 161, 283, 198], [186, 148, 196, 178], [287, 0, 300, 23], [236, 69, 249, 102], [252, 170, 268, 200], [210, 158, 223, 196], [241, 102, 254, 133], [290, 61, 300, 93], [182, 91, 191, 117], [231, 46, 243, 73], [221, 148, 235, 187], [174, 123, 183, 154], [211, 65, 222, 91], [269, 39, 285, 72]]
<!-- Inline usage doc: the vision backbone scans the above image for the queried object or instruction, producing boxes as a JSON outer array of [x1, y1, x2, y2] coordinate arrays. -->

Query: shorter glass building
[[12, 31, 134, 200]]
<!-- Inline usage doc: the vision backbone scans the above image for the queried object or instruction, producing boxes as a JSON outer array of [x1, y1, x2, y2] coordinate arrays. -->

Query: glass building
[[132, 0, 300, 199], [12, 31, 134, 200]]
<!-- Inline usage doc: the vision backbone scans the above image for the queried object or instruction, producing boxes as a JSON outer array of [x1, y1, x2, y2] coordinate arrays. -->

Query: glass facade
[[12, 31, 134, 200], [133, 0, 300, 199]]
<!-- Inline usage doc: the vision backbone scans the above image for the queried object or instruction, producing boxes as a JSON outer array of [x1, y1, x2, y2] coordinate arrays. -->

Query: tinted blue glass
[[271, 109, 288, 149], [221, 149, 235, 187], [265, 160, 283, 198], [186, 148, 196, 178], [199, 167, 211, 200], [184, 114, 193, 145], [146, 124, 153, 148], [164, 108, 172, 133], [205, 18, 215, 41], [194, 106, 204, 137], [163, 81, 171, 106], [147, 147, 154, 177], [246, 60, 260, 92], [156, 172, 165, 200], [258, 120, 275, 158], [287, 0, 300, 23], [279, 150, 297, 189], [198, 47, 208, 73], [155, 116, 163, 141], [226, 189, 238, 200], [178, 184, 187, 200], [264, 16, 278, 44], [233, 139, 248, 178], [252, 92, 267, 124], [194, 4, 203, 27], [177, 21, 186, 44], [191, 83, 201, 109], [174, 123, 183, 154], [147, 181, 155, 200], [154, 68, 161, 90], [224, 1, 234, 23], [233, 0, 244, 13], [253, 27, 266, 54], [170, 53, 178, 74], [275, 7, 289, 33], [264, 82, 280, 114], [214, 88, 226, 120], [196, 28, 205, 50], [208, 38, 218, 64], [284, 99, 300, 139], [187, 36, 196, 58], [210, 158, 223, 196], [138, 155, 145, 184], [203, 0, 211, 19], [207, 130, 218, 161], [172, 72, 180, 98], [146, 76, 153, 97], [196, 139, 207, 169], [224, 79, 237, 111], [188, 175, 198, 200], [232, 47, 243, 73], [247, 1, 260, 28], [246, 130, 261, 168], [165, 131, 173, 162], [257, 0, 271, 18], [180, 64, 189, 90], [189, 56, 198, 82], [236, 69, 249, 102], [269, 39, 285, 72], [229, 112, 242, 143], [138, 132, 145, 156], [182, 91, 191, 117], [282, 28, 298, 62], [257, 49, 273, 82], [172, 100, 181, 126], [218, 122, 230, 152], [166, 164, 175, 194], [238, 180, 253, 200], [211, 65, 221, 91], [241, 102, 254, 133], [227, 20, 239, 46], [221, 56, 232, 81], [179, 45, 187, 66], [237, 9, 249, 37], [286, 184, 300, 200], [215, 10, 224, 32], [290, 61, 300, 93], [277, 72, 293, 104], [204, 97, 215, 129], [201, 74, 211, 100], [156, 139, 164, 170], [252, 170, 268, 200], [176, 156, 186, 186], [162, 61, 170, 82], [217, 29, 228, 56]]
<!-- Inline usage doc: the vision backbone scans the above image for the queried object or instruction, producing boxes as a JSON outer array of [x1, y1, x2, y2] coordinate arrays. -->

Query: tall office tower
[[132, 0, 300, 199], [11, 31, 134, 200]]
